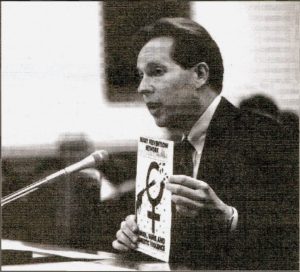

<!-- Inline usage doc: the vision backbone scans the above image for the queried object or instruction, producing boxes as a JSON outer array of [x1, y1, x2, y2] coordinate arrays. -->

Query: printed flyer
[[135, 136, 173, 262]]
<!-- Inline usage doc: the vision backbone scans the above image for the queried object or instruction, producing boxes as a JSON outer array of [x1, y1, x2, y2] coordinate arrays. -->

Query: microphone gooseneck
[[1, 150, 109, 207]]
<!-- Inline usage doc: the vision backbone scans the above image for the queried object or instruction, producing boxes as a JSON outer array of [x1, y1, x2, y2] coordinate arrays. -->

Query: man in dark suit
[[111, 18, 298, 269]]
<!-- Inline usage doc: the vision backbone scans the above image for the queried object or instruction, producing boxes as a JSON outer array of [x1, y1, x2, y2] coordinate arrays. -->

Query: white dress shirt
[[186, 95, 222, 179]]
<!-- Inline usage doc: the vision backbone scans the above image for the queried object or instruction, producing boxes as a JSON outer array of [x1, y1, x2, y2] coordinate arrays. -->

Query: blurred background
[[2, 1, 299, 250]]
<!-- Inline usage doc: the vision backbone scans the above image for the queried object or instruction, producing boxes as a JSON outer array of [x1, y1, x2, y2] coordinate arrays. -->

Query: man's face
[[137, 36, 201, 129]]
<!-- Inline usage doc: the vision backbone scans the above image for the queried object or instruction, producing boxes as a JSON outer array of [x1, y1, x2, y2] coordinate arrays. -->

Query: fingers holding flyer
[[112, 214, 139, 252], [166, 175, 233, 224]]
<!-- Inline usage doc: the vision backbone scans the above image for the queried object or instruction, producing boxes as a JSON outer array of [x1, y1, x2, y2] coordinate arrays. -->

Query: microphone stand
[[1, 170, 67, 207], [1, 150, 107, 207]]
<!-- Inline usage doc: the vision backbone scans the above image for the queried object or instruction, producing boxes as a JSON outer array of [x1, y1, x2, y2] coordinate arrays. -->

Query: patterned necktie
[[174, 137, 195, 177]]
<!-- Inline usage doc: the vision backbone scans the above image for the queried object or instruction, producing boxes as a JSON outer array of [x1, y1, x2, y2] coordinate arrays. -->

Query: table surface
[[1, 239, 191, 271]]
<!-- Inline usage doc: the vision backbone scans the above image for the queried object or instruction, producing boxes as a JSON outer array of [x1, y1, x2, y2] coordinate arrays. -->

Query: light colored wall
[[191, 1, 300, 113]]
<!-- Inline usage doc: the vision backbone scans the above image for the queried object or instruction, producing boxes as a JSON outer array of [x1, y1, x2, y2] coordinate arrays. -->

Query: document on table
[[135, 137, 173, 262], [2, 239, 116, 260], [2, 261, 135, 271]]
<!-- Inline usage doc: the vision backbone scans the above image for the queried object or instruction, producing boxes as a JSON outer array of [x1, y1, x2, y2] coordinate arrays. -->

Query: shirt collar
[[186, 95, 222, 153]]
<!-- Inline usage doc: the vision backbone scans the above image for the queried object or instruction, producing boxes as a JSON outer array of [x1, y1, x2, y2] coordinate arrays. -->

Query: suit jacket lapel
[[197, 98, 240, 185]]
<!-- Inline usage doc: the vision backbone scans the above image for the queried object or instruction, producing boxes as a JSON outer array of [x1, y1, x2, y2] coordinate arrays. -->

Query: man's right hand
[[112, 214, 139, 252]]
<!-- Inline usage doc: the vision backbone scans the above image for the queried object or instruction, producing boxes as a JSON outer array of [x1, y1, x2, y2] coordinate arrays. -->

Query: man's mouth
[[146, 102, 162, 114]]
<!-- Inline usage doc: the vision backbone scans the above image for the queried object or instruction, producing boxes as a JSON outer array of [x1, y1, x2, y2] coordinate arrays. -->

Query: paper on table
[[2, 239, 116, 260], [2, 261, 136, 271]]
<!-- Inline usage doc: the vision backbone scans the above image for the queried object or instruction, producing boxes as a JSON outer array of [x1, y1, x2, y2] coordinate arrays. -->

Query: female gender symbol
[[146, 161, 165, 233]]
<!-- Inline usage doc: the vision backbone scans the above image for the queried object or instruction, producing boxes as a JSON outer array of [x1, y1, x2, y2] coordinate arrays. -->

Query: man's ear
[[192, 62, 209, 88]]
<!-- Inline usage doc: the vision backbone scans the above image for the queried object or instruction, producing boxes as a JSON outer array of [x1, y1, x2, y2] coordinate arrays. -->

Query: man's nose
[[137, 76, 154, 95]]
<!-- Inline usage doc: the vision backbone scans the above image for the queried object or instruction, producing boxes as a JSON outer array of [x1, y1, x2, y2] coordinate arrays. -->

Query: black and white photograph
[[1, 1, 299, 271]]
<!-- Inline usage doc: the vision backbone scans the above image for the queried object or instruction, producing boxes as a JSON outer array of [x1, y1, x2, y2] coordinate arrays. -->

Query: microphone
[[1, 150, 109, 207]]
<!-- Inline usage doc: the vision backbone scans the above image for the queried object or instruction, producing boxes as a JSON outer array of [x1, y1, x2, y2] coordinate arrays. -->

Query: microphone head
[[92, 150, 109, 169], [64, 150, 110, 174]]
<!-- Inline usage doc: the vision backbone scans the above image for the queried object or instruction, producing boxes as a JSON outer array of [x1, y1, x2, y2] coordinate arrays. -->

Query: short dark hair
[[134, 17, 224, 93]]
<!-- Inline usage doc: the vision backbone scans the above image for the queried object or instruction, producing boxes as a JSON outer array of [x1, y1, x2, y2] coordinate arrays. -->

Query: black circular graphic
[[146, 161, 165, 233]]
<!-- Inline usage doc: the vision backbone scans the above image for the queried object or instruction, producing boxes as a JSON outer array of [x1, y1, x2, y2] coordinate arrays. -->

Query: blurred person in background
[[239, 94, 280, 120], [239, 95, 299, 186]]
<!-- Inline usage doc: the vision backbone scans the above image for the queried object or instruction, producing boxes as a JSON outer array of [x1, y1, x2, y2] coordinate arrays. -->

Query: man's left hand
[[166, 175, 232, 225]]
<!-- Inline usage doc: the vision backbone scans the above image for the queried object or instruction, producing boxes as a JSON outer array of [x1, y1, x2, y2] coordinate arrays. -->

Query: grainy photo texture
[[2, 1, 299, 271]]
